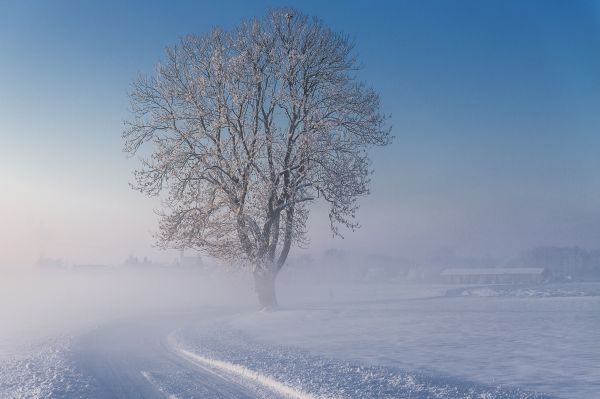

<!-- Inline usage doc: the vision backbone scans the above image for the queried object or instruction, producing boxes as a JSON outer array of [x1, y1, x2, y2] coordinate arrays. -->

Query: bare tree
[[123, 8, 391, 309]]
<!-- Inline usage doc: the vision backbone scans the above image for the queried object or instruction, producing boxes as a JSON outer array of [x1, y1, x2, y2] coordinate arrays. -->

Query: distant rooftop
[[440, 268, 545, 276]]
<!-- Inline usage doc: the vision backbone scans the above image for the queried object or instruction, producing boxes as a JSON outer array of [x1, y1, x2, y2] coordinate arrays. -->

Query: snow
[[207, 281, 599, 398], [1, 270, 598, 398], [0, 338, 92, 399], [172, 321, 550, 399], [440, 268, 544, 276], [140, 371, 180, 399], [447, 282, 600, 298], [0, 268, 251, 398], [173, 344, 322, 399]]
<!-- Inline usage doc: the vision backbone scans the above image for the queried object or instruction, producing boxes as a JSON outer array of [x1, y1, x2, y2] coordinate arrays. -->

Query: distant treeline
[[514, 246, 600, 282]]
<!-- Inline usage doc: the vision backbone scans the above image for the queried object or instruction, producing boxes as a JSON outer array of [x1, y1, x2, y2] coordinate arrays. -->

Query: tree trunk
[[253, 270, 278, 310]]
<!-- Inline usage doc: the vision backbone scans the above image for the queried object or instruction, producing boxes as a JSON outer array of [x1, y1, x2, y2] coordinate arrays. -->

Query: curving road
[[71, 311, 265, 399]]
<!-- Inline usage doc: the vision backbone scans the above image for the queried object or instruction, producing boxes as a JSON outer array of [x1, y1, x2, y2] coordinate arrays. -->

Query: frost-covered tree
[[123, 9, 391, 309]]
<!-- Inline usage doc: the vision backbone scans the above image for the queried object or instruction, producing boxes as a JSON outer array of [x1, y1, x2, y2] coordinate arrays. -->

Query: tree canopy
[[123, 8, 391, 307]]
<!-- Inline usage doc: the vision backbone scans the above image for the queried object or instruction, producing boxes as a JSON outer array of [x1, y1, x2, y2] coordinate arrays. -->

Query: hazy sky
[[1, 0, 600, 267]]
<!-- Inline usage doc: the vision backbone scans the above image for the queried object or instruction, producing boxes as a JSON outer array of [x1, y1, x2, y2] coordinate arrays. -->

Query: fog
[[1, 247, 599, 398], [1, 1, 600, 397], [0, 265, 252, 351]]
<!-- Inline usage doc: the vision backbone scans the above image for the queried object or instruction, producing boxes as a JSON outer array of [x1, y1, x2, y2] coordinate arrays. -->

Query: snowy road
[[71, 311, 552, 399], [4, 281, 594, 398], [71, 312, 270, 399]]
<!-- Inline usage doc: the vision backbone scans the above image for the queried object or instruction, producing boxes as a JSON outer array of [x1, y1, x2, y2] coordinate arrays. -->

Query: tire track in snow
[[169, 335, 327, 399], [140, 371, 180, 399]]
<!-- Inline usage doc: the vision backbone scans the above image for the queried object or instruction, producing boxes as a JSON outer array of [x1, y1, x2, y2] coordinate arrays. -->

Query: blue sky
[[1, 0, 599, 267]]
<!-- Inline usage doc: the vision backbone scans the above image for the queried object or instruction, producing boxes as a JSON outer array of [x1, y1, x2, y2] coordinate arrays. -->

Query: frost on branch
[[123, 8, 391, 306]]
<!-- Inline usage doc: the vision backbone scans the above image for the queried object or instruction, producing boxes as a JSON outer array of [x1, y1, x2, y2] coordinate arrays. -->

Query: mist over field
[[0, 265, 245, 346], [1, 253, 599, 398], [2, 1, 600, 398]]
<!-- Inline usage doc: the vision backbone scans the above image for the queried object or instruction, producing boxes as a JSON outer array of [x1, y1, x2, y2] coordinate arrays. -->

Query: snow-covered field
[[0, 270, 598, 398], [173, 281, 600, 398]]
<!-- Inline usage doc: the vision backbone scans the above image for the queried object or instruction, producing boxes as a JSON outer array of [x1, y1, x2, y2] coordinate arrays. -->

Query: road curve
[[70, 311, 264, 399]]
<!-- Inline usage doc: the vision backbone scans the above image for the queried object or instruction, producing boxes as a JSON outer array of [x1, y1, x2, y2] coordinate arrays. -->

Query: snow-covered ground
[[0, 269, 598, 398], [173, 323, 551, 399], [0, 268, 249, 398], [180, 281, 599, 398], [0, 337, 92, 399]]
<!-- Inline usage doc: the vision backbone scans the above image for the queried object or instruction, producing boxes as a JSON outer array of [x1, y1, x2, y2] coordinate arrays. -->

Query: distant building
[[440, 267, 546, 284]]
